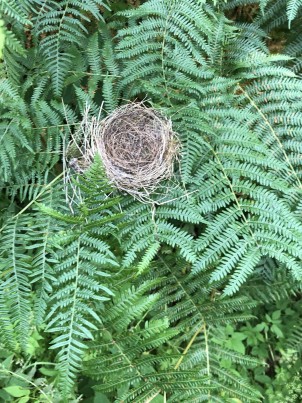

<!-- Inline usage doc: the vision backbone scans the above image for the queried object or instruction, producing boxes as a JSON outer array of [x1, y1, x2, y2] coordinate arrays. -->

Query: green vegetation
[[1, 0, 302, 401]]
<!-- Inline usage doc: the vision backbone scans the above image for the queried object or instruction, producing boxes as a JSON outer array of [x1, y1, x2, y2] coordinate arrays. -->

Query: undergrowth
[[0, 0, 302, 401]]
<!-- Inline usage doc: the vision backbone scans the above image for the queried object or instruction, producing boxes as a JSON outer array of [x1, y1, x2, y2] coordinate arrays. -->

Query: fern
[[39, 159, 122, 396], [84, 256, 261, 402], [1, 0, 302, 400], [116, 0, 219, 101], [0, 0, 31, 25], [0, 78, 32, 184], [116, 0, 302, 294], [30, 189, 62, 327], [286, 0, 302, 25], [118, 194, 200, 269], [32, 0, 110, 96], [0, 217, 33, 352], [100, 22, 122, 112]]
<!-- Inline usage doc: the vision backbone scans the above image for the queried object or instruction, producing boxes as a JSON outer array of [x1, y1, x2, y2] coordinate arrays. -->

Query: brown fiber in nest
[[66, 103, 179, 202]]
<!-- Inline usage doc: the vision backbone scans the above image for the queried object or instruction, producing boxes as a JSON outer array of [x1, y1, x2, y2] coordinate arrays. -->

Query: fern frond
[[116, 0, 302, 291], [0, 217, 32, 352], [84, 254, 260, 402], [287, 0, 302, 26], [33, 0, 110, 96], [116, 0, 219, 100], [0, 0, 31, 25], [84, 279, 214, 402], [0, 289, 18, 351], [29, 188, 63, 327], [40, 159, 121, 396], [2, 27, 25, 56], [47, 231, 115, 395], [119, 196, 198, 269]]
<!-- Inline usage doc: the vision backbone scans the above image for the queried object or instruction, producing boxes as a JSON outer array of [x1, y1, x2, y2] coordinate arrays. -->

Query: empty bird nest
[[66, 103, 179, 201]]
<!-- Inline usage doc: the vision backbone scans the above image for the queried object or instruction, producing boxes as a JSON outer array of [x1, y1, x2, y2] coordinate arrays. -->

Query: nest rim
[[68, 102, 179, 202]]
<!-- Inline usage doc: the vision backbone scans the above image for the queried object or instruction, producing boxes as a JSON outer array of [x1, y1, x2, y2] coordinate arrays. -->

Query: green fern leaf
[[0, 217, 33, 352]]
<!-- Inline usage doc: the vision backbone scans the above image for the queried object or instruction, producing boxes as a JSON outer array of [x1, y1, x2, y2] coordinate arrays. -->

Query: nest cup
[[93, 103, 178, 199]]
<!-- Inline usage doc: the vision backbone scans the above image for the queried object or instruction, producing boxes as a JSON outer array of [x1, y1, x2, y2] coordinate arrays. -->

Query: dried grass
[[66, 103, 179, 202]]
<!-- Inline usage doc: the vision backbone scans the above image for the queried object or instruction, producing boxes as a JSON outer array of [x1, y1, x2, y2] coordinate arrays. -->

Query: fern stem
[[67, 70, 120, 77], [11, 220, 23, 345], [22, 361, 56, 370], [160, 0, 177, 107], [31, 123, 80, 131], [174, 323, 205, 370], [64, 236, 81, 383], [203, 322, 210, 377]]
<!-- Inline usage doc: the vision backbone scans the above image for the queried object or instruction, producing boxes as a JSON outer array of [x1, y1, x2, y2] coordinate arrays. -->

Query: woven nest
[[67, 103, 179, 201]]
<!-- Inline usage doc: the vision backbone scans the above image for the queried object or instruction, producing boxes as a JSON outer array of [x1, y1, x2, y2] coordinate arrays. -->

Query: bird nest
[[66, 103, 179, 202]]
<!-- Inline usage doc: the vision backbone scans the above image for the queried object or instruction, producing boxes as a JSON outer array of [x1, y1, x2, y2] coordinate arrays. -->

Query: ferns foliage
[[1, 0, 302, 400]]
